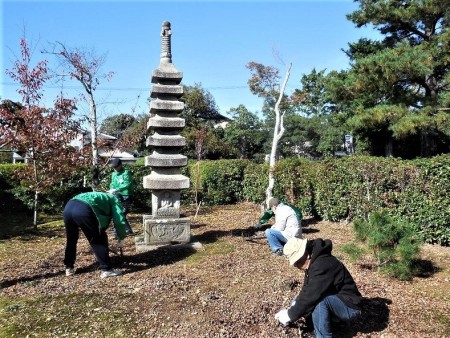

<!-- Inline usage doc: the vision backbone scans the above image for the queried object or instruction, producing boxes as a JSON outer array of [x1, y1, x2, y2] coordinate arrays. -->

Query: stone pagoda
[[142, 21, 190, 246]]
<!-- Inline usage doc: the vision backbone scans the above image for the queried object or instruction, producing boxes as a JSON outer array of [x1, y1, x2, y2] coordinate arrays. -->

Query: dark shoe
[[299, 327, 316, 338], [271, 249, 283, 256], [125, 228, 134, 236]]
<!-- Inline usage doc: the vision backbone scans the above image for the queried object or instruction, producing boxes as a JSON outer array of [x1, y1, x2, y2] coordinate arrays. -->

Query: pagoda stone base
[[143, 215, 190, 245], [134, 236, 202, 253]]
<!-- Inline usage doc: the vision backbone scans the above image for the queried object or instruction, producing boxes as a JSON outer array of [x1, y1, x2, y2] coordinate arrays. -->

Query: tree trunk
[[89, 92, 98, 167], [384, 137, 393, 157], [88, 91, 99, 189], [420, 130, 436, 157], [266, 63, 292, 203], [32, 159, 38, 229]]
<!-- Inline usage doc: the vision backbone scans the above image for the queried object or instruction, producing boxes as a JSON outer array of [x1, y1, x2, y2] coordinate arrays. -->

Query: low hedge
[[271, 155, 450, 245], [0, 164, 29, 213], [1, 155, 449, 245]]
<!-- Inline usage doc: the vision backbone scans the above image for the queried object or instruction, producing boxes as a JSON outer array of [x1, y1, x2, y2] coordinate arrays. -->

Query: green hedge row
[[1, 155, 449, 245], [270, 156, 450, 246], [0, 164, 29, 213]]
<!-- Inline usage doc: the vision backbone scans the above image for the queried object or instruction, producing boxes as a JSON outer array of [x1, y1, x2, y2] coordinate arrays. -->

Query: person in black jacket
[[275, 237, 362, 337]]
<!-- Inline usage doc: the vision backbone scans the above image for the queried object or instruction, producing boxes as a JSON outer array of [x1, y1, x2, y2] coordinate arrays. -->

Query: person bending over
[[63, 191, 126, 278]]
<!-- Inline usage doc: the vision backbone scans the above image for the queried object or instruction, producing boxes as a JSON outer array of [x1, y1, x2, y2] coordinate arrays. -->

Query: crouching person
[[275, 237, 362, 337], [63, 191, 126, 278], [264, 198, 302, 256]]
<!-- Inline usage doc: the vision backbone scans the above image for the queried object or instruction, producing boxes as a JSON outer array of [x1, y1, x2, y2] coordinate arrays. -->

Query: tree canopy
[[181, 83, 223, 128], [224, 105, 267, 160], [327, 0, 450, 157], [1, 39, 81, 226], [99, 114, 136, 138]]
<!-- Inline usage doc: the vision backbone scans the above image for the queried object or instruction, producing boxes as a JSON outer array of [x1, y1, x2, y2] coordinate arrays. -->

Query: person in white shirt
[[265, 197, 302, 256]]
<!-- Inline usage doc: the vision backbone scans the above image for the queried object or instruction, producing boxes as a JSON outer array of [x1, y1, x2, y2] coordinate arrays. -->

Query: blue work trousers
[[312, 295, 361, 338], [63, 199, 111, 271], [265, 228, 288, 252]]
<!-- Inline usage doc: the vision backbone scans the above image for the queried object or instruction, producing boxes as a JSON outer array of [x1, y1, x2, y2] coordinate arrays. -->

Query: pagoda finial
[[160, 21, 172, 63]]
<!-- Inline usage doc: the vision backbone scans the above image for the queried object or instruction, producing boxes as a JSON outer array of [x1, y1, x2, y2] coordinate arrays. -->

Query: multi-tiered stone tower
[[142, 21, 190, 245]]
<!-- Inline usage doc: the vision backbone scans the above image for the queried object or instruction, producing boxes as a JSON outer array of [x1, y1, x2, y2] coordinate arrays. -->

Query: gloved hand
[[275, 309, 291, 326], [117, 239, 125, 248], [108, 189, 117, 194]]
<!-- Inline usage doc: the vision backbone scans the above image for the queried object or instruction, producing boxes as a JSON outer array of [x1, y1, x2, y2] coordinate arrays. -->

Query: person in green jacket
[[108, 158, 134, 235], [63, 191, 127, 278]]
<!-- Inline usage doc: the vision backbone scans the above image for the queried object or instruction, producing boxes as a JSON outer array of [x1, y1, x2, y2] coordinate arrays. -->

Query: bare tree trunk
[[266, 63, 292, 203], [384, 137, 393, 157], [32, 159, 38, 229], [85, 90, 100, 190], [45, 43, 109, 184], [88, 92, 98, 166], [90, 96, 98, 166]]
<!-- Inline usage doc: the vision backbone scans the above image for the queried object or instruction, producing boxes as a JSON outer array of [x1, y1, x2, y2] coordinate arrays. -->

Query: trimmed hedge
[[1, 155, 449, 245], [0, 164, 29, 213], [271, 155, 450, 245], [185, 159, 251, 205], [271, 158, 315, 216]]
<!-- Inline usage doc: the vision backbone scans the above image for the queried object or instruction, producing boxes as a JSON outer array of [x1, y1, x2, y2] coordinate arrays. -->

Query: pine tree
[[329, 0, 450, 157]]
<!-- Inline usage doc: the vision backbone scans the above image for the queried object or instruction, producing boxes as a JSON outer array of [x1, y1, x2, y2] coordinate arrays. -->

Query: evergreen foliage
[[180, 83, 222, 128], [352, 210, 421, 281], [326, 0, 450, 157], [223, 105, 267, 160], [99, 114, 136, 138]]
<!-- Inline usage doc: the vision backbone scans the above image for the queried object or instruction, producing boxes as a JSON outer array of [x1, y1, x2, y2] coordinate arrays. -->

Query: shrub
[[309, 158, 353, 221], [2, 155, 449, 246], [0, 164, 30, 213], [242, 162, 268, 203], [352, 210, 421, 280]]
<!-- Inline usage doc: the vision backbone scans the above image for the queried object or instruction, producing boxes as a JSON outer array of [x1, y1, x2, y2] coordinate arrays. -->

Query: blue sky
[[1, 0, 379, 121]]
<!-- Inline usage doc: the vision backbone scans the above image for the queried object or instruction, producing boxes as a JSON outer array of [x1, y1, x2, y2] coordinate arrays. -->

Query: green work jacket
[[110, 168, 133, 196], [73, 192, 126, 240]]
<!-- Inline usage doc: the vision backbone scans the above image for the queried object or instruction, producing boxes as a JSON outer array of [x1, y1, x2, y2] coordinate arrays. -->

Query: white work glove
[[108, 189, 117, 194], [117, 239, 125, 248], [275, 308, 291, 326]]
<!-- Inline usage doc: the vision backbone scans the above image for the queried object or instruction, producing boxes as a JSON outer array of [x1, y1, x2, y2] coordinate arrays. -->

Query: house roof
[[77, 129, 117, 140], [98, 148, 139, 159]]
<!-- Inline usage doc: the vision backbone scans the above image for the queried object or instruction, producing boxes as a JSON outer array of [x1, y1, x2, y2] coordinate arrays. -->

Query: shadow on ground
[[116, 245, 197, 275], [345, 297, 391, 337]]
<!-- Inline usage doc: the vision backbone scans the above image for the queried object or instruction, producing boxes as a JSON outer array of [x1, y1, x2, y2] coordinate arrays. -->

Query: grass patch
[[0, 293, 130, 337], [437, 314, 450, 336], [185, 240, 235, 264], [38, 214, 63, 225], [0, 213, 63, 240]]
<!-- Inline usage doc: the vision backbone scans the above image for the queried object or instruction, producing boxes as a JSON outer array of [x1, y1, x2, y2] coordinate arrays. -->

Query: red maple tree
[[0, 39, 82, 227]]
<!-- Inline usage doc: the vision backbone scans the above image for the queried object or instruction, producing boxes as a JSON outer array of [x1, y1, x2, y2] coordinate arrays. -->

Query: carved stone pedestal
[[143, 215, 190, 245]]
